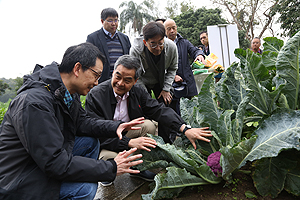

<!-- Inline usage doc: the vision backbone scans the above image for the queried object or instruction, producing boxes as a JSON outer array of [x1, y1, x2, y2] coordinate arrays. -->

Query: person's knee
[[60, 182, 98, 200], [73, 137, 100, 159], [142, 120, 156, 136], [77, 182, 97, 200], [99, 149, 118, 160]]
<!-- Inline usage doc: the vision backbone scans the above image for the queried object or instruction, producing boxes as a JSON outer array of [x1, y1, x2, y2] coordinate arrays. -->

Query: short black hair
[[142, 22, 165, 41], [155, 18, 166, 23], [101, 8, 118, 20], [200, 31, 207, 36], [114, 55, 142, 80], [59, 42, 106, 73], [252, 37, 261, 42]]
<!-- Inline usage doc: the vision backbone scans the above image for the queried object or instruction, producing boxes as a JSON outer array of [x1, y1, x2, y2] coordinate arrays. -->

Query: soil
[[125, 163, 299, 200]]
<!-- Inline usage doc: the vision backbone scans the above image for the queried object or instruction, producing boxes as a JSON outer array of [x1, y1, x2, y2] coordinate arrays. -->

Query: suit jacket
[[86, 28, 131, 83], [85, 80, 185, 152]]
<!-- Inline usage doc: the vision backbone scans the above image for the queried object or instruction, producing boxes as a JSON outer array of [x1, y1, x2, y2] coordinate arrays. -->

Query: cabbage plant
[[137, 31, 300, 199]]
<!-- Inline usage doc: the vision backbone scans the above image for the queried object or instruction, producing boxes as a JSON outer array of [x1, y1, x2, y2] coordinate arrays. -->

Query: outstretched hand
[[128, 137, 157, 152], [114, 148, 143, 176], [184, 127, 212, 149], [116, 117, 145, 140]]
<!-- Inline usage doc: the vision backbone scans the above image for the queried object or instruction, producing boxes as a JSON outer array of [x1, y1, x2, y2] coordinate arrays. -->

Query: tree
[[119, 0, 155, 35], [272, 0, 300, 37], [180, 0, 195, 13], [174, 8, 227, 47], [212, 0, 279, 42], [165, 0, 178, 19], [0, 80, 10, 96], [14, 77, 23, 94]]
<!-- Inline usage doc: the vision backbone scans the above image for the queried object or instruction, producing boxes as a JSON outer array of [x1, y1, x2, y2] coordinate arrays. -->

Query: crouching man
[[85, 55, 213, 184], [0, 43, 145, 200]]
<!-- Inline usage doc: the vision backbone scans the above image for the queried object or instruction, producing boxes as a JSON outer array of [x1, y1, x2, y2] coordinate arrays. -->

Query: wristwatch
[[182, 124, 192, 134]]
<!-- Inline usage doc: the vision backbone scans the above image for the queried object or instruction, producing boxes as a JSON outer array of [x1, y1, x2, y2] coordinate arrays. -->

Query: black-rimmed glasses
[[148, 42, 164, 49], [105, 19, 119, 23], [88, 67, 102, 81]]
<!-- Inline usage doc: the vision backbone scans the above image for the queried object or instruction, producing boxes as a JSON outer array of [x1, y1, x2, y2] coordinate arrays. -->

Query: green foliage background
[[0, 77, 23, 102], [272, 0, 300, 37], [174, 8, 250, 50]]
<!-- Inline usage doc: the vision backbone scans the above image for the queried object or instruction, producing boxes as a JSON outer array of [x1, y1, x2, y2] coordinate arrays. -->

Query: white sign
[[207, 24, 239, 70]]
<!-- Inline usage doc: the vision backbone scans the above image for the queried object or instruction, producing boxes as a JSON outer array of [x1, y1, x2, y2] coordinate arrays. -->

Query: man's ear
[[143, 39, 147, 46], [101, 19, 104, 24], [73, 62, 81, 78], [134, 78, 138, 85]]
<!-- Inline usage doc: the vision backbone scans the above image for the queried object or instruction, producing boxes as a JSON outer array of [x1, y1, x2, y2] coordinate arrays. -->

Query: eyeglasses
[[148, 42, 164, 49], [105, 19, 119, 23], [88, 67, 102, 81]]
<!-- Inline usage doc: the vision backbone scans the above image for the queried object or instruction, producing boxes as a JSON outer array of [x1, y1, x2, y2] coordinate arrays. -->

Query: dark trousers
[[146, 84, 178, 144]]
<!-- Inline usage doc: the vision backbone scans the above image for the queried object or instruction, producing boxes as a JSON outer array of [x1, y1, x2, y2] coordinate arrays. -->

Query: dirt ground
[[125, 164, 299, 200]]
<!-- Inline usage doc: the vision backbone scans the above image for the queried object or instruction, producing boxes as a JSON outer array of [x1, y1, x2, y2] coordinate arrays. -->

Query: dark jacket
[[85, 79, 185, 152], [0, 63, 122, 200], [87, 28, 131, 83], [176, 33, 204, 97]]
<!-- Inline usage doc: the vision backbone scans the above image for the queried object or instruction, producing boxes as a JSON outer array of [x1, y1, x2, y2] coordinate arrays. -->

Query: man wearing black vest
[[87, 8, 131, 83]]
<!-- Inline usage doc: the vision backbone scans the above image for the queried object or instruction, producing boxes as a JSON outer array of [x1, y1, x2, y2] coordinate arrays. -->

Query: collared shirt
[[174, 36, 178, 44], [63, 89, 73, 109], [103, 28, 118, 39], [113, 91, 130, 122]]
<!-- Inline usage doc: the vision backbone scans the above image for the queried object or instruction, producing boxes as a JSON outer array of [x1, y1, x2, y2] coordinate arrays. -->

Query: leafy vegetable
[[138, 32, 300, 199]]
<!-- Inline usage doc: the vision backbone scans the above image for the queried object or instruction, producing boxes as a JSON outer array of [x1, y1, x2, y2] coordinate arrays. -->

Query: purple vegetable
[[206, 151, 222, 177]]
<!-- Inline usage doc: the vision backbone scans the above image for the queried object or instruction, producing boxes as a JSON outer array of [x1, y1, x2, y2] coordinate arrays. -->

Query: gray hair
[[114, 55, 142, 79]]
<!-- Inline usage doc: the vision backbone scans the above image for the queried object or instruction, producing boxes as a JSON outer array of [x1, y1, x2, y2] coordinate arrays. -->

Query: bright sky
[[0, 0, 211, 78]]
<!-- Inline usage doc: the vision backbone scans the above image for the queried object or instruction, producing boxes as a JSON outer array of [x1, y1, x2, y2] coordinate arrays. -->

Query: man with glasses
[[130, 21, 178, 143], [85, 55, 212, 183], [0, 42, 145, 200], [87, 7, 131, 83]]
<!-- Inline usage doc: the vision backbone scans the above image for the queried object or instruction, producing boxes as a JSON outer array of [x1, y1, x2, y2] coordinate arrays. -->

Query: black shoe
[[130, 170, 156, 181]]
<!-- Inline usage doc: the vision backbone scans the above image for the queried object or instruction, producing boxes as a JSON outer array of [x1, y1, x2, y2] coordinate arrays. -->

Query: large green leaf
[[263, 37, 284, 52], [276, 31, 300, 110], [180, 97, 205, 128], [240, 110, 300, 167], [262, 51, 278, 71], [137, 135, 198, 174], [217, 110, 235, 147], [252, 150, 298, 198], [217, 62, 248, 112], [141, 167, 209, 200], [220, 136, 257, 179], [134, 135, 173, 171], [284, 149, 300, 196], [235, 48, 287, 117], [197, 73, 221, 131], [178, 153, 222, 184]]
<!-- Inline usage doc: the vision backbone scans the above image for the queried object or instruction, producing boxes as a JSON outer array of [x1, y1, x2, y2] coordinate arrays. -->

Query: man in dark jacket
[[87, 7, 131, 83], [85, 55, 212, 156], [164, 19, 205, 115], [0, 43, 144, 200]]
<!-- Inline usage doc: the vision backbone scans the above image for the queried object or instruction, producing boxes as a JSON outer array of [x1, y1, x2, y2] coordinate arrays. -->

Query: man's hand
[[114, 148, 143, 176], [128, 137, 157, 152], [116, 117, 145, 140], [183, 127, 212, 149], [158, 90, 172, 105], [194, 54, 206, 65], [174, 75, 183, 82]]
